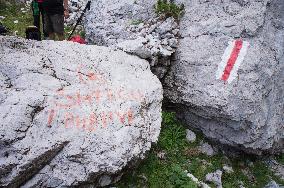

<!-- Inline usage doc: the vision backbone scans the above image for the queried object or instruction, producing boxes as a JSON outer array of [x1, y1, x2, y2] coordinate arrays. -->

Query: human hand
[[64, 10, 69, 19]]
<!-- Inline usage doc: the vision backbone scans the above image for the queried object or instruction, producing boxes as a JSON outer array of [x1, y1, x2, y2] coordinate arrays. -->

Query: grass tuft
[[155, 0, 185, 20], [116, 112, 284, 188]]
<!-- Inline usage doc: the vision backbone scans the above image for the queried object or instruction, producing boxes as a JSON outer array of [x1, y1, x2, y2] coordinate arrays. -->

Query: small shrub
[[155, 0, 185, 19]]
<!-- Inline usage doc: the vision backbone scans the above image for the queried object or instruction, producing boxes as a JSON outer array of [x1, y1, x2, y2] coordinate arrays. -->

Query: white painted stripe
[[216, 40, 235, 80]]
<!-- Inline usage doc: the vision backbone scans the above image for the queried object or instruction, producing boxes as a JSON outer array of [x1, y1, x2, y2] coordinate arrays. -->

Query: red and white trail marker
[[216, 39, 249, 84]]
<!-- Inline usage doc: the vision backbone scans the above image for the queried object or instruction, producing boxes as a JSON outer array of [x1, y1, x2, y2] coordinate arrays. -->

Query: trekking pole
[[68, 1, 91, 40]]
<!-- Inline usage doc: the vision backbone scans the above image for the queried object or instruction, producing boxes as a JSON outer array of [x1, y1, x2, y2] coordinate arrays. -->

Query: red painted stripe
[[47, 109, 55, 127], [221, 39, 243, 81]]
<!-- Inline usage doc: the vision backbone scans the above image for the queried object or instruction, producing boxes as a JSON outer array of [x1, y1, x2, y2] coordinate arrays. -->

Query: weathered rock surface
[[85, 0, 181, 79], [267, 159, 284, 181], [164, 0, 284, 153], [198, 142, 215, 156], [66, 0, 89, 26], [264, 181, 284, 188], [0, 36, 163, 187], [85, 0, 156, 46]]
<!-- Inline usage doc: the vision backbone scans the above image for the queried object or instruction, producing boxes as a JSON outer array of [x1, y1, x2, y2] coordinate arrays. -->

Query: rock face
[[164, 0, 284, 153], [66, 0, 89, 26], [85, 0, 156, 46], [0, 37, 163, 187], [85, 0, 181, 79]]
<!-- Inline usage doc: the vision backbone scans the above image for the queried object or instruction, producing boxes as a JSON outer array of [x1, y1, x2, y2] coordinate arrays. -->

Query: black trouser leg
[[38, 3, 48, 38], [33, 15, 40, 29], [41, 13, 48, 38], [32, 1, 40, 29]]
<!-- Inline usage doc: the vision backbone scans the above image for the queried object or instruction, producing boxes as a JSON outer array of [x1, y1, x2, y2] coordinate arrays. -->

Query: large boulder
[[164, 0, 284, 153], [0, 37, 163, 187]]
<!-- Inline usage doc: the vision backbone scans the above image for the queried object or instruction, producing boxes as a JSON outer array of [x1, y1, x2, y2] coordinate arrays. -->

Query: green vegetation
[[64, 25, 86, 39], [116, 112, 284, 188], [276, 154, 284, 165], [116, 112, 199, 187], [0, 1, 33, 37], [155, 0, 185, 20]]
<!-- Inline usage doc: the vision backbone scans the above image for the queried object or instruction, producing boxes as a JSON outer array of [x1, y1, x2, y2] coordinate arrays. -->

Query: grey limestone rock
[[222, 165, 234, 174], [267, 159, 284, 181], [198, 142, 215, 156], [85, 0, 181, 79], [264, 181, 284, 188], [0, 36, 163, 187], [85, 0, 156, 46], [186, 129, 196, 143], [205, 170, 223, 188], [164, 0, 284, 153]]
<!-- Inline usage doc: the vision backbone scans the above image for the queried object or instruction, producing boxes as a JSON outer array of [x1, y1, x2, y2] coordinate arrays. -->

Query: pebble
[[205, 170, 223, 188], [148, 24, 157, 33], [157, 151, 166, 160], [168, 38, 178, 48], [186, 129, 196, 143], [223, 165, 234, 174], [198, 142, 215, 156], [161, 39, 168, 45], [186, 172, 211, 188], [238, 180, 245, 187], [172, 29, 179, 35], [187, 172, 199, 183], [164, 32, 175, 38], [264, 180, 283, 188]]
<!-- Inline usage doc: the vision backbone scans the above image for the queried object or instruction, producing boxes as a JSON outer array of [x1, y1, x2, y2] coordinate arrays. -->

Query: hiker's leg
[[33, 15, 40, 30], [43, 13, 54, 40], [32, 1, 40, 29], [57, 34, 65, 41], [38, 3, 48, 38], [51, 14, 65, 41], [49, 33, 56, 40]]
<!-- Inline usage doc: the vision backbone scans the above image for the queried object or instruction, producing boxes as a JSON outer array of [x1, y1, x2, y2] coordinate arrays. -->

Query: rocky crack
[[5, 142, 69, 188], [28, 105, 45, 123]]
